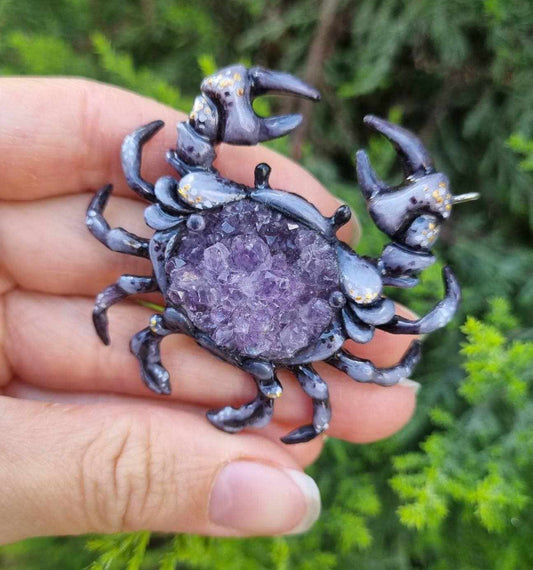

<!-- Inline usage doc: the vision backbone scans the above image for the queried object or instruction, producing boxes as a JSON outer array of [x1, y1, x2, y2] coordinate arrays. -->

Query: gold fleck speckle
[[446, 204, 452, 210], [428, 222, 435, 230], [233, 73, 242, 81], [439, 182, 446, 188], [237, 87, 244, 97]]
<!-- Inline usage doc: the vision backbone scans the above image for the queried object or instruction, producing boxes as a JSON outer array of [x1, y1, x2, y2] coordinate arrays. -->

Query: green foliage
[[91, 33, 184, 107], [87, 531, 151, 570], [0, 536, 93, 569], [389, 299, 533, 568], [0, 1, 532, 569], [507, 133, 533, 172]]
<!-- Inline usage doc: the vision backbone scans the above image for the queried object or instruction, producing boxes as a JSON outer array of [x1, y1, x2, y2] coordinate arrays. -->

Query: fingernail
[[398, 377, 421, 394], [209, 461, 321, 535]]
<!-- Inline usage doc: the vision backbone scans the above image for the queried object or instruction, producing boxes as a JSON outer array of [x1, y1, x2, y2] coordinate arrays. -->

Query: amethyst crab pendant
[[86, 65, 478, 444]]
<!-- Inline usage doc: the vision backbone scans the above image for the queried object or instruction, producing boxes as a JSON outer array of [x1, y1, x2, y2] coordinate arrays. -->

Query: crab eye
[[329, 291, 346, 308], [187, 214, 206, 232]]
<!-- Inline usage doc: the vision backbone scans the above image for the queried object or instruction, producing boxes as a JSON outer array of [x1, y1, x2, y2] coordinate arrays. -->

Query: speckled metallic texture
[[86, 64, 478, 444]]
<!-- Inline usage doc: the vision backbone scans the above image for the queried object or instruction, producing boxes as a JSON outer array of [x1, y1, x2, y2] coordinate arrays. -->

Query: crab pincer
[[200, 64, 321, 145]]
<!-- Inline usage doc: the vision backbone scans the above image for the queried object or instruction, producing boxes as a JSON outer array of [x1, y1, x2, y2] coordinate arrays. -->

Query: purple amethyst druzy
[[166, 199, 340, 359]]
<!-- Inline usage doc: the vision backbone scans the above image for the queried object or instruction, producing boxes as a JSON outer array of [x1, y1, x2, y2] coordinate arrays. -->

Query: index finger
[[0, 77, 357, 243]]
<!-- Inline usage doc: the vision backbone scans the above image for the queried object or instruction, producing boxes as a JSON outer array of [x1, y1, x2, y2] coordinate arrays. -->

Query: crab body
[[86, 64, 478, 443]]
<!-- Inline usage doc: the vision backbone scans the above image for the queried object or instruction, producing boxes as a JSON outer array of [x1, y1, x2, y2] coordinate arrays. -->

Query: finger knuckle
[[79, 411, 168, 532]]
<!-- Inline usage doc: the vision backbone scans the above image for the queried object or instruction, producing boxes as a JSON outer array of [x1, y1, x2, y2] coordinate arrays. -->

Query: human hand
[[0, 78, 419, 544]]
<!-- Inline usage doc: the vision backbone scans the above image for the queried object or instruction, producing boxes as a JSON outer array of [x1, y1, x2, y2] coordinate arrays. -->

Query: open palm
[[0, 78, 418, 544]]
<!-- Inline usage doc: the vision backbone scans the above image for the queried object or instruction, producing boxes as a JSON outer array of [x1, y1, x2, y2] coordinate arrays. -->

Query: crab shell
[[143, 166, 390, 366]]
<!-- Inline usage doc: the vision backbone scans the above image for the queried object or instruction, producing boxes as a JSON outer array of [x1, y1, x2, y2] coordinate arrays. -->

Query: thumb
[[0, 396, 321, 544]]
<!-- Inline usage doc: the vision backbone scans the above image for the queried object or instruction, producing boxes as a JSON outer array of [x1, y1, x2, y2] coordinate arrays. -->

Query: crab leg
[[379, 243, 436, 288], [341, 307, 374, 344], [130, 308, 280, 430], [378, 267, 461, 335], [207, 394, 275, 434], [206, 358, 280, 433], [121, 120, 164, 202], [129, 309, 190, 395], [93, 275, 158, 345], [86, 185, 149, 258], [281, 365, 331, 444], [327, 341, 422, 387], [130, 307, 203, 396], [241, 360, 283, 399]]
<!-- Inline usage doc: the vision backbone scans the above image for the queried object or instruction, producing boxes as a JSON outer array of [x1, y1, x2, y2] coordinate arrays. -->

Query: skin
[[0, 78, 419, 544]]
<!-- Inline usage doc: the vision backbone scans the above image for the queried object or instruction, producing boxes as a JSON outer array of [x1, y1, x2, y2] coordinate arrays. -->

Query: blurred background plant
[[0, 0, 531, 568]]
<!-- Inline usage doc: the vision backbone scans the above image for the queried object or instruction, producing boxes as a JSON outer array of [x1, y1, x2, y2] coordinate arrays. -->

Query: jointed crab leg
[[129, 308, 279, 430], [129, 311, 178, 395], [327, 341, 422, 387], [281, 365, 331, 444], [87, 185, 150, 258], [121, 120, 164, 202], [93, 275, 158, 345], [241, 359, 283, 399], [205, 354, 279, 433], [378, 267, 460, 335], [207, 394, 275, 434]]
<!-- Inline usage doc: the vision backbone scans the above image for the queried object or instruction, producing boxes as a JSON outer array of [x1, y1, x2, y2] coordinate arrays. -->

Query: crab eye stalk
[[254, 163, 272, 189]]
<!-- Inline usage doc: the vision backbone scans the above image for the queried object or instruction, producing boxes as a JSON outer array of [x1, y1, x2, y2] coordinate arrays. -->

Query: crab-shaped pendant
[[86, 64, 479, 444]]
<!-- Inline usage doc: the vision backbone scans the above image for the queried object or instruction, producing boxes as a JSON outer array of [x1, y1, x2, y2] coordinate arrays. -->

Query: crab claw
[[200, 64, 320, 145], [355, 149, 386, 200], [378, 267, 461, 335], [248, 66, 321, 101], [363, 115, 434, 178], [356, 116, 480, 247], [249, 68, 321, 144]]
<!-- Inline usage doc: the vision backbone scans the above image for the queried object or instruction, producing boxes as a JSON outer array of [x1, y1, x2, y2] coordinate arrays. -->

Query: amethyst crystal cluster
[[166, 199, 340, 359]]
